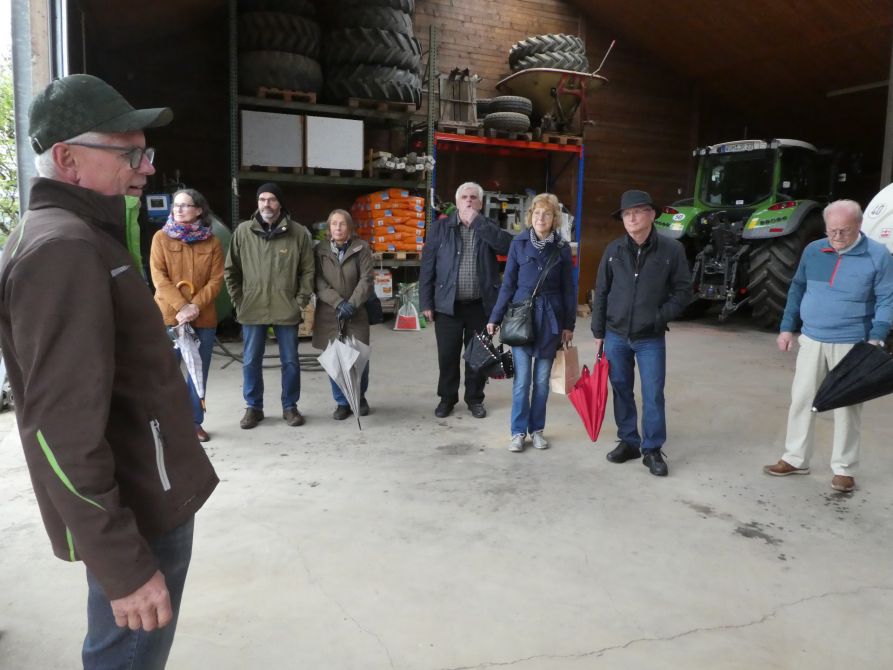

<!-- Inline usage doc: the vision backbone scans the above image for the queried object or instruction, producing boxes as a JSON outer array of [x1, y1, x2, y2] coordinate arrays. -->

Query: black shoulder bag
[[499, 245, 561, 346]]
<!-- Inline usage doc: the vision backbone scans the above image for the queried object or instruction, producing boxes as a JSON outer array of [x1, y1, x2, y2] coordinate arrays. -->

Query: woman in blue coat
[[487, 193, 576, 452]]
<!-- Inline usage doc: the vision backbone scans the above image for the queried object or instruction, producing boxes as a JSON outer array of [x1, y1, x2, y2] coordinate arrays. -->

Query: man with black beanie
[[224, 182, 315, 428]]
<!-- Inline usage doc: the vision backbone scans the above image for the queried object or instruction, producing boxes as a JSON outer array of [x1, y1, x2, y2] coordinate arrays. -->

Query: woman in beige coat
[[313, 209, 374, 420], [150, 188, 224, 441]]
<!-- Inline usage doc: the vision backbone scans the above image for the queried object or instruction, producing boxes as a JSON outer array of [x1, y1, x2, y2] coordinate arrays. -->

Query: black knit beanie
[[256, 182, 285, 204]]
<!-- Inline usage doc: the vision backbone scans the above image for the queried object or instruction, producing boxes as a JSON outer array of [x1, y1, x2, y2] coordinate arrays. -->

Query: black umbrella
[[812, 341, 893, 412]]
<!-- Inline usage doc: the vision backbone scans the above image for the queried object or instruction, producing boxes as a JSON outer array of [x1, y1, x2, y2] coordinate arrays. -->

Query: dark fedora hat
[[612, 190, 660, 220], [28, 74, 173, 154]]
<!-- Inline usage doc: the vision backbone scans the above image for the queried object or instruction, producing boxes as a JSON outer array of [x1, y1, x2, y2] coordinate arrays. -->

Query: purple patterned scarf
[[162, 214, 213, 243]]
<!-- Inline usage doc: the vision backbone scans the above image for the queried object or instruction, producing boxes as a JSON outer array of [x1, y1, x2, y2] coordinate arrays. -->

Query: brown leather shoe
[[240, 408, 264, 429], [283, 406, 305, 427], [195, 425, 210, 442], [831, 475, 855, 492], [763, 459, 810, 476]]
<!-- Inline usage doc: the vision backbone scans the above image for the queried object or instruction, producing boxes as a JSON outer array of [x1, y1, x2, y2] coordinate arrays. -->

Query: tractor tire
[[238, 0, 316, 17], [483, 112, 531, 133], [239, 13, 321, 59], [325, 28, 421, 73], [508, 34, 585, 68], [489, 95, 533, 116], [325, 65, 420, 104], [238, 51, 323, 95], [476, 98, 493, 117], [339, 0, 415, 14], [747, 214, 824, 329], [337, 7, 414, 36], [511, 51, 590, 72]]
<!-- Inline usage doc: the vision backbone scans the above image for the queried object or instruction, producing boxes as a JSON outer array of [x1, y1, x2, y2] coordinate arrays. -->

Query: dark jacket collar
[[250, 210, 293, 238], [28, 177, 129, 245]]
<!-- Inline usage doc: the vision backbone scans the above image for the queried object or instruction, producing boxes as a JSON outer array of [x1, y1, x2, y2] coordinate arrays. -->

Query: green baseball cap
[[28, 74, 173, 154]]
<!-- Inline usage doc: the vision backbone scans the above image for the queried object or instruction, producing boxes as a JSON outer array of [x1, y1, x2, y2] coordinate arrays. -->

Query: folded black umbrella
[[812, 341, 893, 412], [463, 331, 514, 379]]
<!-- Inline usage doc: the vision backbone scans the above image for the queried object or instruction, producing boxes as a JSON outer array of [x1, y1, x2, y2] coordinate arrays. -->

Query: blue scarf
[[162, 214, 213, 243]]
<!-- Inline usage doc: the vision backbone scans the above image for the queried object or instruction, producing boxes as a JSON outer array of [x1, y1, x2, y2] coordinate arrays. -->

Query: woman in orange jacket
[[150, 188, 224, 442]]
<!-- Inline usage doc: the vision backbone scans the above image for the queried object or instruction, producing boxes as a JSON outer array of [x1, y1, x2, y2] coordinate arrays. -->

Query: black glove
[[336, 301, 358, 321]]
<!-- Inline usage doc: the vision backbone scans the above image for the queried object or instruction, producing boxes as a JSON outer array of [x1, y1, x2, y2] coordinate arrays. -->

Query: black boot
[[643, 449, 668, 477], [606, 441, 640, 463]]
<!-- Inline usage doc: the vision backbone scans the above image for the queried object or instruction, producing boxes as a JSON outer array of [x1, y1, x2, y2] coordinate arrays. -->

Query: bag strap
[[531, 245, 561, 299]]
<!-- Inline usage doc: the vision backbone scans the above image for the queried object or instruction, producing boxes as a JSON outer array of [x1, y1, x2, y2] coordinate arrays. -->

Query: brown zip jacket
[[0, 179, 218, 599]]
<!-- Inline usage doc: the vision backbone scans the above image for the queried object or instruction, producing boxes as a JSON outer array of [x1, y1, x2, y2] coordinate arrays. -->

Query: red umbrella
[[568, 352, 610, 442]]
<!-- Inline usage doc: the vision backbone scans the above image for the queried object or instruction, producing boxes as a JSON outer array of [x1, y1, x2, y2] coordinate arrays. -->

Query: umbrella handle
[[176, 280, 195, 301]]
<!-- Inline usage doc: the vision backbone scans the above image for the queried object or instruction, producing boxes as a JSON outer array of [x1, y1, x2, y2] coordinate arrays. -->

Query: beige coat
[[150, 231, 224, 328], [312, 238, 374, 349]]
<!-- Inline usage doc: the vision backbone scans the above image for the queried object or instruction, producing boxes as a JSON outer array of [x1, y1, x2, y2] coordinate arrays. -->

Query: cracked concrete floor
[[2, 314, 893, 669]]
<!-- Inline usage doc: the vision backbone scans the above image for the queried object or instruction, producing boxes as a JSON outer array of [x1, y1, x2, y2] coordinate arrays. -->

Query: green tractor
[[655, 138, 840, 328]]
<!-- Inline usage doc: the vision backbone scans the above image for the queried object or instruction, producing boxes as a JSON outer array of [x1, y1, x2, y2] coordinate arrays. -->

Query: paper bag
[[550, 345, 581, 395]]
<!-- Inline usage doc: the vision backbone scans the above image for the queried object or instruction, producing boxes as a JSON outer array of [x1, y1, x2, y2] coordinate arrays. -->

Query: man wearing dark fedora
[[591, 190, 691, 476], [0, 74, 218, 667], [224, 181, 315, 429]]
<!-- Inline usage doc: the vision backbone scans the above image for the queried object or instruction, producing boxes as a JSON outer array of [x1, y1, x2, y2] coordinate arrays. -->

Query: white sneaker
[[509, 434, 526, 452], [532, 431, 549, 450]]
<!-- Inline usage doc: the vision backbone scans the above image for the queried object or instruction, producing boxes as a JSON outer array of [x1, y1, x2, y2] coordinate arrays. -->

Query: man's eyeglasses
[[826, 229, 857, 238], [66, 142, 155, 169]]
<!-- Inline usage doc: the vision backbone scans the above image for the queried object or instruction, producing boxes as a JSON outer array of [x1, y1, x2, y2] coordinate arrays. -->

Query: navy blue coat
[[419, 212, 513, 316], [489, 232, 576, 358]]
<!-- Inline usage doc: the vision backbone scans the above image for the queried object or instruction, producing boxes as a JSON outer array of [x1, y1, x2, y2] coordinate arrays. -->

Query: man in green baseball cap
[[1, 74, 218, 669]]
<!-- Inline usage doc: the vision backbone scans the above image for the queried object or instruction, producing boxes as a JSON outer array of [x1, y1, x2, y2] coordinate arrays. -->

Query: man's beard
[[260, 208, 278, 224]]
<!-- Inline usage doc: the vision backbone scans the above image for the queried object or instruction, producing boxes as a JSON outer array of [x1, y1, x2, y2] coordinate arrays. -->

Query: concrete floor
[[2, 314, 892, 669]]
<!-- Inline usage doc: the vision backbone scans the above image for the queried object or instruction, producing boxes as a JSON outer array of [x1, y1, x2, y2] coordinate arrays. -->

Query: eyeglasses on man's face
[[66, 142, 155, 169], [826, 228, 858, 238]]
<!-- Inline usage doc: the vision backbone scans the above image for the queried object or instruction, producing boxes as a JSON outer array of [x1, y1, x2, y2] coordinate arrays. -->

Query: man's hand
[[110, 570, 172, 632], [777, 331, 794, 352], [594, 337, 604, 355], [423, 309, 434, 322], [561, 329, 573, 346], [175, 303, 200, 325]]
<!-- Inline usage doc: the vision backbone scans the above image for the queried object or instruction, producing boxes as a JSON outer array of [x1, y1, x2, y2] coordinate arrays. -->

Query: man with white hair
[[0, 74, 218, 668], [420, 182, 513, 418], [764, 199, 893, 492]]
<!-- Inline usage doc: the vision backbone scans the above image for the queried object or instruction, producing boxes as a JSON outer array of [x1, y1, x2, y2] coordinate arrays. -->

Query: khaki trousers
[[782, 334, 862, 475]]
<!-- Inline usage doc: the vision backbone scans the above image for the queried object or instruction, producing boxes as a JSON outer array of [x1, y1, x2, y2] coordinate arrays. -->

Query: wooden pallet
[[303, 166, 363, 178], [373, 251, 422, 261], [241, 164, 304, 174], [256, 87, 317, 103], [484, 128, 533, 141], [541, 132, 584, 146], [437, 123, 484, 136], [348, 97, 415, 113]]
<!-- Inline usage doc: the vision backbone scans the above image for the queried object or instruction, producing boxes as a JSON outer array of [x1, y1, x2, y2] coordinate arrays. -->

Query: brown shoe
[[763, 459, 810, 476], [283, 406, 305, 427], [240, 408, 264, 429], [831, 475, 855, 492], [195, 425, 210, 442]]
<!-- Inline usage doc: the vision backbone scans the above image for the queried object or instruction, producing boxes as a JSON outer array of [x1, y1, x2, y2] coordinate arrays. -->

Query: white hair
[[823, 199, 862, 225], [455, 181, 484, 203], [33, 130, 110, 178]]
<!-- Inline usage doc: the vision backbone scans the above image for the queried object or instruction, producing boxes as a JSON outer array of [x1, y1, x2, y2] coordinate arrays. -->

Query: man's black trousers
[[433, 299, 488, 406]]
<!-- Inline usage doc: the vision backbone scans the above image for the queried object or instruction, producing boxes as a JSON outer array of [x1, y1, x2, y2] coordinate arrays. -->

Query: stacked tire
[[324, 0, 421, 105], [482, 96, 533, 133], [238, 0, 323, 95], [508, 33, 589, 73]]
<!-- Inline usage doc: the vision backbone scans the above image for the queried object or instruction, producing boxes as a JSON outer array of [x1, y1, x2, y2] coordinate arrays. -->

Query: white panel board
[[305, 116, 364, 170], [241, 111, 304, 168]]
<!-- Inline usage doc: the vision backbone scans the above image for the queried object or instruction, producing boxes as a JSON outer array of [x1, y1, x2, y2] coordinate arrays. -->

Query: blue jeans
[[510, 346, 554, 436], [330, 362, 370, 407], [83, 517, 195, 670], [241, 325, 301, 410], [604, 331, 666, 452], [176, 327, 216, 426]]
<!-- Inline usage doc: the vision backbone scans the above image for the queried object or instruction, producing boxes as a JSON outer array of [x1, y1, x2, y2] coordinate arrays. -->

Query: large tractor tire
[[746, 214, 823, 329], [325, 65, 420, 103], [509, 34, 585, 68], [238, 51, 323, 94], [238, 0, 316, 16], [325, 28, 421, 73], [512, 51, 589, 72], [489, 95, 533, 116], [337, 7, 414, 36], [339, 0, 415, 13], [239, 12, 321, 59], [483, 112, 531, 133]]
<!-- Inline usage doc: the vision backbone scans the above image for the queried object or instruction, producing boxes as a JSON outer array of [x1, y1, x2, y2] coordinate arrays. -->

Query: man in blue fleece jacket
[[764, 200, 893, 492]]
